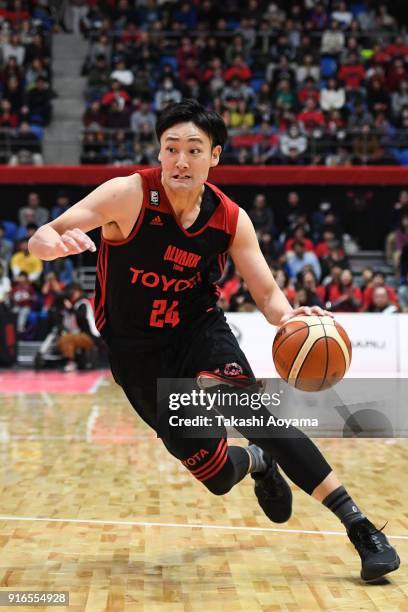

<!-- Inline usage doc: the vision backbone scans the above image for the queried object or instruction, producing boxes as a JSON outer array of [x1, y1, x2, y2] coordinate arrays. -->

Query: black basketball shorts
[[108, 308, 256, 477]]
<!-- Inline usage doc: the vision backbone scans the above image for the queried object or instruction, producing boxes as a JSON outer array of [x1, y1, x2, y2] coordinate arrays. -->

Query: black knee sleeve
[[200, 445, 250, 496]]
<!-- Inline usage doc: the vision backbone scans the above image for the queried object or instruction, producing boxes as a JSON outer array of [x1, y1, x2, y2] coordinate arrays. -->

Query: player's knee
[[201, 474, 235, 496]]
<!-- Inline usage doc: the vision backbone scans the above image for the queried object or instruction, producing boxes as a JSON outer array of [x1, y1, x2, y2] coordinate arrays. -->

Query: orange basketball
[[272, 315, 352, 392]]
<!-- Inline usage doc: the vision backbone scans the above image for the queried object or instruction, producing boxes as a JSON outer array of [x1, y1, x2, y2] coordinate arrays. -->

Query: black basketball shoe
[[347, 518, 400, 581], [252, 457, 292, 523]]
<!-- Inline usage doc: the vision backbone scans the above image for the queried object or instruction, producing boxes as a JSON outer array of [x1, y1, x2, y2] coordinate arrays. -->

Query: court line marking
[[0, 515, 406, 540]]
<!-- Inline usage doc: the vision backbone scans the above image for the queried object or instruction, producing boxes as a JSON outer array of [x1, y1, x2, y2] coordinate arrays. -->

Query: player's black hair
[[155, 99, 227, 149]]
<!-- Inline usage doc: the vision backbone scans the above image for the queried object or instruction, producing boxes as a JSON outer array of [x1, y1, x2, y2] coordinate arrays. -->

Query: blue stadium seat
[[320, 57, 338, 79], [30, 125, 44, 140], [2, 221, 18, 241], [159, 56, 178, 73], [250, 77, 265, 92]]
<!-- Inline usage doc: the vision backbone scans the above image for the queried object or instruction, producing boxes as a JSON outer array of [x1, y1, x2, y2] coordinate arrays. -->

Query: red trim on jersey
[[189, 438, 227, 476], [95, 240, 109, 331], [139, 167, 240, 240], [101, 173, 147, 246], [197, 371, 253, 388]]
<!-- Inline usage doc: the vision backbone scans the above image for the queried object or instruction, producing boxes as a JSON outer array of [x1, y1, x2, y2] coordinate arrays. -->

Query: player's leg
[[188, 312, 400, 579]]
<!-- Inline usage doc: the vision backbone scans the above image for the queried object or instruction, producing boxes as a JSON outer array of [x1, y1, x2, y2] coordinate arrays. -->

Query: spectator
[[366, 79, 390, 115], [297, 98, 325, 135], [331, 1, 353, 28], [229, 276, 256, 312], [43, 257, 74, 286], [0, 223, 14, 266], [320, 78, 346, 111], [295, 53, 320, 84], [248, 193, 274, 240], [41, 271, 64, 311], [57, 282, 100, 372], [320, 20, 345, 56], [105, 99, 130, 129], [83, 100, 106, 129], [391, 80, 408, 120], [130, 100, 155, 134], [101, 78, 131, 111], [394, 214, 408, 272], [26, 77, 54, 126], [51, 191, 71, 221], [223, 55, 252, 83], [363, 271, 398, 311], [11, 271, 36, 334], [285, 226, 314, 253], [338, 52, 366, 92], [0, 262, 11, 306], [9, 122, 43, 165], [300, 269, 326, 306], [279, 124, 307, 162], [315, 229, 338, 259], [367, 286, 399, 313], [154, 78, 182, 111], [286, 240, 321, 281], [19, 192, 49, 227], [2, 33, 25, 65], [347, 100, 373, 131], [327, 268, 362, 312], [10, 239, 43, 282], [110, 59, 134, 88], [272, 268, 296, 305]]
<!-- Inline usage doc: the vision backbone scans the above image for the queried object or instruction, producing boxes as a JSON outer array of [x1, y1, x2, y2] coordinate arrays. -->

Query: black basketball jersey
[[94, 167, 240, 350]]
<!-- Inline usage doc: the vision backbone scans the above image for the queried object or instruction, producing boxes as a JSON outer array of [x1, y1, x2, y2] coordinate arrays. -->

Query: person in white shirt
[[0, 262, 11, 305], [331, 1, 353, 28], [321, 21, 345, 56], [320, 77, 346, 110]]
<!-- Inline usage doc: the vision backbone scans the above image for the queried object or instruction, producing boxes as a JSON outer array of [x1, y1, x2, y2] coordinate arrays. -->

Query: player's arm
[[229, 209, 329, 326], [28, 174, 142, 261]]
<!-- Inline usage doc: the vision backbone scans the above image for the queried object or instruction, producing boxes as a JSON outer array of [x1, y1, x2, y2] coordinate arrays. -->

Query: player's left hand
[[279, 306, 334, 326]]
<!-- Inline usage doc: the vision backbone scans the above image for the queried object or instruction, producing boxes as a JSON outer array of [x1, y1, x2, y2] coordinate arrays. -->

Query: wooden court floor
[[0, 371, 406, 611]]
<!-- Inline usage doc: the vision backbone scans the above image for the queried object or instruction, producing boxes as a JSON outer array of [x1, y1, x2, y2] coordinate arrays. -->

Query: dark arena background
[[0, 1, 406, 611]]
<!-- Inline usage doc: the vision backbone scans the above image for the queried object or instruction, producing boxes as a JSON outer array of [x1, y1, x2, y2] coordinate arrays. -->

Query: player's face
[[159, 122, 221, 192]]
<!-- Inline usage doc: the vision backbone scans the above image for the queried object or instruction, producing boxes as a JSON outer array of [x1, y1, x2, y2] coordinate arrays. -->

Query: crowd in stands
[[0, 185, 406, 352], [0, 0, 55, 165], [75, 0, 408, 165], [0, 190, 75, 340], [218, 188, 408, 314]]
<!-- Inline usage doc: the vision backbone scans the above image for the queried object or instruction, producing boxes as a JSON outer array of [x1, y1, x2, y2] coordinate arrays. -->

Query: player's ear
[[158, 150, 162, 162], [210, 145, 222, 168]]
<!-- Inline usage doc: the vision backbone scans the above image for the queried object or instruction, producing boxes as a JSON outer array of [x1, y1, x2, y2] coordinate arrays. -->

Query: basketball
[[272, 315, 352, 392]]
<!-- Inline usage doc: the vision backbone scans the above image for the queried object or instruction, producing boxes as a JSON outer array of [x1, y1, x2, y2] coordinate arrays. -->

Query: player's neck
[[162, 182, 205, 217]]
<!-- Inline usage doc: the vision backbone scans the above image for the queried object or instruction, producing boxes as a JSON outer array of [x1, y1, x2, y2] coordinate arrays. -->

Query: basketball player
[[28, 100, 399, 582]]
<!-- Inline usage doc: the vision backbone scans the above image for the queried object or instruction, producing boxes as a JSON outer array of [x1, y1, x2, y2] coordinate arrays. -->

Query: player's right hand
[[55, 228, 97, 257]]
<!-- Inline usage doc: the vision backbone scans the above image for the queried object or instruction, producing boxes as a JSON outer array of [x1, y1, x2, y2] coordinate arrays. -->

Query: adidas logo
[[150, 215, 163, 226]]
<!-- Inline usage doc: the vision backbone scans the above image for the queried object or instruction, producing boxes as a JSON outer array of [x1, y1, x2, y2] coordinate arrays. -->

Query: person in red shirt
[[296, 98, 325, 134], [315, 229, 338, 258], [385, 35, 408, 59], [285, 225, 314, 252], [101, 79, 131, 110], [338, 52, 366, 90], [223, 55, 252, 82], [386, 58, 408, 92], [297, 77, 320, 106], [362, 272, 398, 311], [328, 268, 362, 312]]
